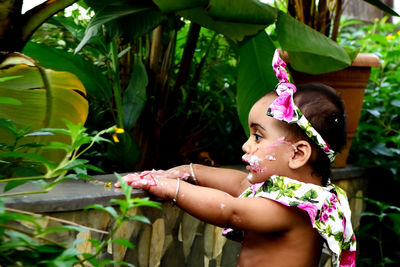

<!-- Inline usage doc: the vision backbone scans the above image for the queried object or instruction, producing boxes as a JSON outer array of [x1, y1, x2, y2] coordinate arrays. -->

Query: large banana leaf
[[23, 42, 112, 101], [237, 31, 277, 136], [0, 53, 88, 161], [152, 0, 353, 74]]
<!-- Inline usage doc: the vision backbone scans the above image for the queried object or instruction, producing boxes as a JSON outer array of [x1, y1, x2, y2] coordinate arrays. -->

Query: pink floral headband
[[267, 49, 337, 162]]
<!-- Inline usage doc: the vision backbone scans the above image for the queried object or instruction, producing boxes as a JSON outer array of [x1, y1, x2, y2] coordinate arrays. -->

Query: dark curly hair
[[277, 82, 347, 186]]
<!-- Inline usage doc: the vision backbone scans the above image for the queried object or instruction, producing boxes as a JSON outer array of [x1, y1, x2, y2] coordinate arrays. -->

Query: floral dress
[[222, 175, 356, 267]]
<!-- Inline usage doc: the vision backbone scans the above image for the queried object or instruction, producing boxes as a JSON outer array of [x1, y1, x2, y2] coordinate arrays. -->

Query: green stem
[[0, 223, 65, 248], [0, 175, 45, 183], [110, 39, 124, 128], [78, 217, 124, 264], [0, 189, 49, 197]]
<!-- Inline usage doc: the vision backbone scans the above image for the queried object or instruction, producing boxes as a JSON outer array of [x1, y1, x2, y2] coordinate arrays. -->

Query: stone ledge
[[2, 173, 146, 213], [2, 165, 366, 213]]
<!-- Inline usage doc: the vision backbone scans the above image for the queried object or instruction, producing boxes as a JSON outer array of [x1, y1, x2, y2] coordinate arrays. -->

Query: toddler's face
[[242, 94, 295, 184]]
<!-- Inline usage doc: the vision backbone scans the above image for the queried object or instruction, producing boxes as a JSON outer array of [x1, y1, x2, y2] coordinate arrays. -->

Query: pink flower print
[[330, 194, 338, 203], [297, 202, 318, 224], [328, 206, 334, 213], [272, 50, 289, 82], [342, 217, 346, 238], [339, 249, 356, 267], [269, 91, 294, 122], [320, 212, 329, 223], [252, 182, 263, 194], [322, 203, 329, 211], [277, 68, 289, 82], [352, 234, 356, 241]]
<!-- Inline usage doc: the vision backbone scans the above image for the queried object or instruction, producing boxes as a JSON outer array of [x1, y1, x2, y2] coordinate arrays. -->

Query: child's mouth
[[242, 154, 264, 173]]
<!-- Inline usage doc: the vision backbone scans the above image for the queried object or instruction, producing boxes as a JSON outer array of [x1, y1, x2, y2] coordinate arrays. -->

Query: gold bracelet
[[189, 163, 198, 185], [172, 178, 180, 204]]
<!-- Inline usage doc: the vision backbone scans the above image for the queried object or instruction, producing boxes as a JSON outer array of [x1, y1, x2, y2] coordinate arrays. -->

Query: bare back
[[237, 203, 323, 267]]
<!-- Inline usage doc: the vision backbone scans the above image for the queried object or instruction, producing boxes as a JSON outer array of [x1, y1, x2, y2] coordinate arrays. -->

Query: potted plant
[[280, 0, 397, 166]]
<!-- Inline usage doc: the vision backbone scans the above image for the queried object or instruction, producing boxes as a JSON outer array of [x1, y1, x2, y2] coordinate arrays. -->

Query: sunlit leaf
[[276, 12, 353, 74], [0, 53, 88, 162], [111, 238, 134, 249]]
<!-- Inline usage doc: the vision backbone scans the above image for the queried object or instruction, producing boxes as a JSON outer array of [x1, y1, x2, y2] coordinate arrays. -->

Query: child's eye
[[253, 133, 262, 141]]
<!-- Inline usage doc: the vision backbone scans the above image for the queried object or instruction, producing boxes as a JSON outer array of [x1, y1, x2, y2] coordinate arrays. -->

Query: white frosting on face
[[246, 173, 254, 183], [242, 154, 262, 167]]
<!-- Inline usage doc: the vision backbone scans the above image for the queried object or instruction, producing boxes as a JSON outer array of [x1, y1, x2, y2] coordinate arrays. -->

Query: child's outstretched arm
[[124, 176, 295, 233], [163, 164, 250, 197]]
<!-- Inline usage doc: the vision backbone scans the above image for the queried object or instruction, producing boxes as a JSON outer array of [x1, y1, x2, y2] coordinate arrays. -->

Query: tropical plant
[[0, 117, 161, 266], [338, 16, 400, 266], [339, 17, 400, 178], [357, 198, 400, 266], [0, 53, 88, 163], [29, 0, 356, 171], [5, 0, 397, 172]]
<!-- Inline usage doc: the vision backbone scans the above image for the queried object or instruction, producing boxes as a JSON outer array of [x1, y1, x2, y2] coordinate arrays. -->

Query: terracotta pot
[[287, 53, 380, 167]]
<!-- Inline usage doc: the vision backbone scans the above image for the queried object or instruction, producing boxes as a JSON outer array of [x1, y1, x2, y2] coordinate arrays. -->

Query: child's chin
[[246, 172, 267, 184]]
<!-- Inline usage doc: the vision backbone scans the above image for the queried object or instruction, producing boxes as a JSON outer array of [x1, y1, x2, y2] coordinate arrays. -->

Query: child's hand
[[116, 172, 177, 201], [162, 165, 191, 181], [114, 169, 164, 188]]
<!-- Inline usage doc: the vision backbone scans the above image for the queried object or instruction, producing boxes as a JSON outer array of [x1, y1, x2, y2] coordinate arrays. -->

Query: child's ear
[[288, 140, 312, 169]]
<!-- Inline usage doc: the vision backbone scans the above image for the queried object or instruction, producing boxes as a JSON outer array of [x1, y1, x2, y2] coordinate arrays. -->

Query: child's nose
[[242, 139, 251, 153]]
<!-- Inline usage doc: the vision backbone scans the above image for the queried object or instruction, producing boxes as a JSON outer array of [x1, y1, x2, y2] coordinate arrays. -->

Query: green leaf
[[115, 172, 132, 201], [85, 164, 104, 173], [128, 215, 151, 224], [42, 141, 71, 151], [0, 97, 22, 105], [23, 42, 112, 101], [0, 151, 51, 165], [62, 159, 89, 171], [84, 204, 119, 219], [206, 0, 277, 25], [4, 180, 28, 192], [362, 0, 399, 16], [0, 75, 23, 82], [153, 0, 208, 13], [276, 12, 353, 74], [23, 131, 53, 138], [123, 56, 148, 130], [178, 8, 266, 43], [77, 2, 163, 51], [37, 225, 88, 237], [131, 197, 162, 209], [236, 31, 277, 135], [0, 53, 88, 162], [391, 99, 400, 108], [112, 238, 134, 249]]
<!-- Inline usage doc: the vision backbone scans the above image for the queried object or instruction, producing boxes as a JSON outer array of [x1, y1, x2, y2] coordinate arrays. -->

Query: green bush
[[339, 17, 400, 180], [339, 17, 400, 266], [0, 115, 160, 266]]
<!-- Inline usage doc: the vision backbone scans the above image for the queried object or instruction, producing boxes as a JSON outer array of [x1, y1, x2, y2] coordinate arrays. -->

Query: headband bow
[[267, 49, 337, 162]]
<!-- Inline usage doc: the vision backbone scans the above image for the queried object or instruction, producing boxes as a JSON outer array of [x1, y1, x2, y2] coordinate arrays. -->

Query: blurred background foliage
[[24, 1, 247, 173], [339, 16, 400, 266]]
